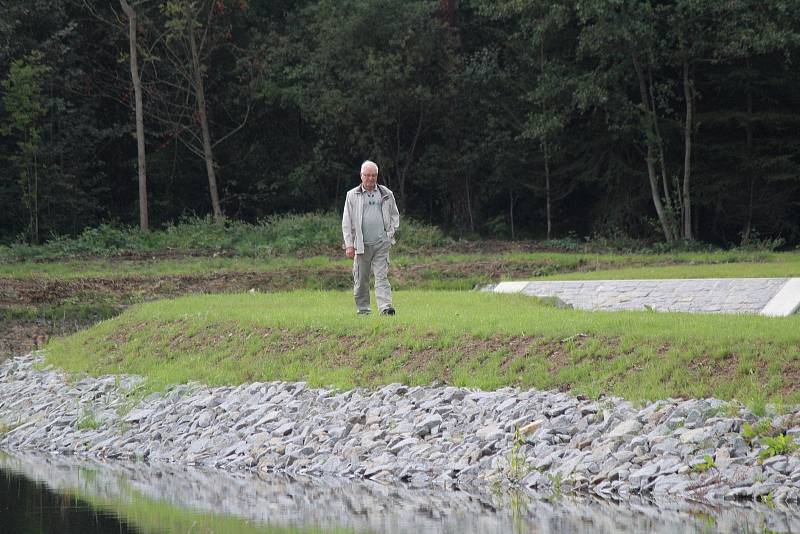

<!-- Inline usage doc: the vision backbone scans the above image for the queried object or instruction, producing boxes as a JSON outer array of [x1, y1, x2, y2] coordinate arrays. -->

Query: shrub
[[0, 212, 452, 260]]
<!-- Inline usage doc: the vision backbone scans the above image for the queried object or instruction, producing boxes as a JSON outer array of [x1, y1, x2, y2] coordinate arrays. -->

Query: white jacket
[[342, 184, 400, 254]]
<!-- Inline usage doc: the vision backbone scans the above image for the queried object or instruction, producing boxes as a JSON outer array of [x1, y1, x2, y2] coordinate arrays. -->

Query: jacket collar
[[358, 184, 386, 197]]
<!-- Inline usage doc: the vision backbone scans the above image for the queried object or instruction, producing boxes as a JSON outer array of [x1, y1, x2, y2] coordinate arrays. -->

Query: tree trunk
[[33, 153, 39, 244], [439, 0, 457, 26], [633, 54, 675, 242], [540, 43, 553, 241], [509, 189, 515, 240], [188, 15, 223, 223], [543, 140, 552, 240], [396, 105, 425, 213], [647, 63, 673, 214], [120, 0, 148, 232], [743, 87, 754, 243], [682, 57, 693, 241], [465, 174, 474, 233]]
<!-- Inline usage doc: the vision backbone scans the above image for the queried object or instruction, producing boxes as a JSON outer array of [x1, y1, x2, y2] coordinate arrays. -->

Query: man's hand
[[345, 246, 355, 259]]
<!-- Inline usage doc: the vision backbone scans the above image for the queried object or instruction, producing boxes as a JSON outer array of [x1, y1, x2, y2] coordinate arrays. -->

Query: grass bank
[[46, 291, 800, 413], [2, 249, 795, 283]]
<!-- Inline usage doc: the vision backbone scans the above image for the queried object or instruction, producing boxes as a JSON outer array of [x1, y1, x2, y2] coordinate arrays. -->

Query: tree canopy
[[1, 0, 799, 246]]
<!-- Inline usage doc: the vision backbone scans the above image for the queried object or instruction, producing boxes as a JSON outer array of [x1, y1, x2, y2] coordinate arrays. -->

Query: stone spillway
[[486, 278, 800, 316]]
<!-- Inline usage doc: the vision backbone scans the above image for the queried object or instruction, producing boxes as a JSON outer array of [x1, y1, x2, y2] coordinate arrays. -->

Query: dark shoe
[[380, 307, 396, 316], [357, 309, 371, 315]]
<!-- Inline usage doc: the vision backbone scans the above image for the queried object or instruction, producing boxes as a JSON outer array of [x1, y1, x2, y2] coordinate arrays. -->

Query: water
[[0, 467, 137, 533], [0, 451, 798, 534]]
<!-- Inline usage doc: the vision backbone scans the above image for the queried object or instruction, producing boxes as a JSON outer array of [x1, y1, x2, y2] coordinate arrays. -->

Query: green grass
[[3, 250, 797, 282], [0, 255, 343, 279], [540, 259, 800, 280], [46, 291, 800, 409]]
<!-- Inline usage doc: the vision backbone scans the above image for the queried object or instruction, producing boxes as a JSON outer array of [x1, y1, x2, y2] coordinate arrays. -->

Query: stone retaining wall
[[487, 278, 800, 316], [2, 354, 800, 505]]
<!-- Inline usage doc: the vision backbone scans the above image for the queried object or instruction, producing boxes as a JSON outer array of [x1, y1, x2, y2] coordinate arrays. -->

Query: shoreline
[[1, 353, 799, 504], [3, 451, 798, 534]]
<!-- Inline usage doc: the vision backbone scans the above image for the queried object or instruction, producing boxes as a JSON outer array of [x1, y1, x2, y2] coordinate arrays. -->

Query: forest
[[1, 0, 800, 247]]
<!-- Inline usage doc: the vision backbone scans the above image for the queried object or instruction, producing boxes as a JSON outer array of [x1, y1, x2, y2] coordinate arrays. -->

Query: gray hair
[[361, 160, 379, 174]]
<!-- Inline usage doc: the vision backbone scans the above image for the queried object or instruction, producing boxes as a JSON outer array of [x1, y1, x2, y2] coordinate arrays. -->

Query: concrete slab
[[761, 278, 800, 317], [485, 278, 798, 315], [492, 281, 529, 294]]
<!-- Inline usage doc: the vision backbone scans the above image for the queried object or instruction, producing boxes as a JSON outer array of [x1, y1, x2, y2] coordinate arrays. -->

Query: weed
[[547, 473, 563, 499], [743, 419, 774, 442], [76, 410, 102, 430], [721, 401, 743, 418], [0, 421, 19, 434], [491, 479, 504, 497], [506, 489, 530, 534], [115, 395, 140, 419], [692, 454, 716, 473], [759, 434, 799, 461], [739, 229, 786, 252], [115, 421, 131, 435], [761, 491, 775, 509], [506, 428, 530, 484]]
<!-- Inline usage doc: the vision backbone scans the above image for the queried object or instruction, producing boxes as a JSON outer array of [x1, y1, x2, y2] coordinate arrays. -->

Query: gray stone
[[650, 437, 679, 455], [763, 455, 789, 475], [390, 438, 417, 455], [476, 424, 504, 442], [5, 352, 800, 509], [680, 427, 712, 444], [416, 414, 443, 437], [608, 420, 642, 438], [197, 410, 215, 428], [124, 409, 153, 422]]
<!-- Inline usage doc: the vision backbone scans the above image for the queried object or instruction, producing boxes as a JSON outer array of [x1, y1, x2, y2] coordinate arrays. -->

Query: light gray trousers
[[353, 240, 392, 312]]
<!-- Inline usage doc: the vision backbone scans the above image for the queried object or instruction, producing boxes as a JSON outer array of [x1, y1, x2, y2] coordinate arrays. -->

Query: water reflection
[[1, 465, 138, 534], [1, 451, 798, 533]]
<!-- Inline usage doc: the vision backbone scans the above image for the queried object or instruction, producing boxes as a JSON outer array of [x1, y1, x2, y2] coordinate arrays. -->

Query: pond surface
[[1, 451, 798, 534]]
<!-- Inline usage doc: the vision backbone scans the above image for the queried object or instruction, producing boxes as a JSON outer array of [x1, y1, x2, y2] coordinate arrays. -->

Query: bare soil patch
[[0, 269, 349, 307], [0, 320, 93, 362]]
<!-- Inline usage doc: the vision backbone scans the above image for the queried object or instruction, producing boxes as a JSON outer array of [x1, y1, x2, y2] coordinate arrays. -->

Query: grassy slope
[[46, 291, 800, 412]]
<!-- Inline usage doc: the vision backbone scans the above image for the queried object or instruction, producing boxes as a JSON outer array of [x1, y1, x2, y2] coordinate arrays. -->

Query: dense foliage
[[2, 0, 799, 246]]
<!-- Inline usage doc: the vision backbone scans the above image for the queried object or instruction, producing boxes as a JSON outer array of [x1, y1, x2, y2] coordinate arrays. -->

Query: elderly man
[[342, 160, 400, 315]]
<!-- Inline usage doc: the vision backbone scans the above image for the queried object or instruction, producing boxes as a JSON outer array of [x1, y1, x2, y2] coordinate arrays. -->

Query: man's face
[[360, 166, 378, 191]]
